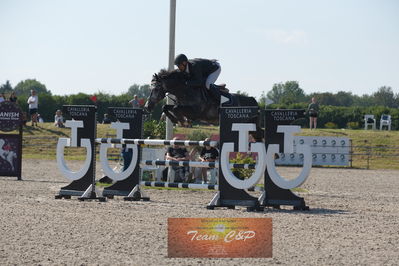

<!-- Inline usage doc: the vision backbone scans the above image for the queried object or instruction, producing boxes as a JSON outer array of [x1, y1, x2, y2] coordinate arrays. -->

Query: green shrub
[[324, 122, 338, 129], [187, 130, 209, 141], [230, 152, 256, 179], [144, 120, 166, 138], [187, 130, 209, 152], [347, 121, 360, 129]]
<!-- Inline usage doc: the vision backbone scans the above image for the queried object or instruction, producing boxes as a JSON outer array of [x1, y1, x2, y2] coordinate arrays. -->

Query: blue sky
[[1, 0, 398, 99]]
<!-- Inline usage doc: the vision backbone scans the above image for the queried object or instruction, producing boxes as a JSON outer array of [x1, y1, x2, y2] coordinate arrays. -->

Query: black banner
[[262, 109, 308, 210], [0, 134, 22, 177], [0, 102, 23, 180], [218, 106, 260, 208], [103, 107, 143, 196], [59, 105, 97, 194]]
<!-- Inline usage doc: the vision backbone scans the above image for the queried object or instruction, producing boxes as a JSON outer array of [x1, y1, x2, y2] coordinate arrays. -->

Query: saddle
[[216, 83, 229, 93], [199, 85, 233, 106]]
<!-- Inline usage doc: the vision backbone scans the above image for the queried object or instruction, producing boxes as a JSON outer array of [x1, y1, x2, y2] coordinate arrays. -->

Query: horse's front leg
[[162, 105, 179, 124]]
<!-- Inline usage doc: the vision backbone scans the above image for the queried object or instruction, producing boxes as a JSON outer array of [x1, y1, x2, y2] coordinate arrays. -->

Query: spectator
[[199, 138, 219, 183], [102, 114, 111, 124], [21, 112, 27, 126], [8, 91, 17, 103], [54, 110, 65, 128], [129, 95, 140, 108], [308, 97, 319, 130], [187, 148, 200, 183], [37, 114, 44, 123], [0, 93, 5, 103], [165, 137, 189, 182], [27, 90, 38, 127]]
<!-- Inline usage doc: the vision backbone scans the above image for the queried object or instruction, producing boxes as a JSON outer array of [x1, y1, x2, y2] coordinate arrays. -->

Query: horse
[[0, 139, 17, 171], [144, 69, 263, 140]]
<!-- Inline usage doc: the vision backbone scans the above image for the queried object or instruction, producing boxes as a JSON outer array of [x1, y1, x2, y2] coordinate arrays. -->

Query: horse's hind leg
[[172, 106, 196, 126]]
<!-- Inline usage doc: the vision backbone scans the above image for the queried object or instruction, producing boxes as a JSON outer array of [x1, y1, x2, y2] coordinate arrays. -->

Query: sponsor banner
[[0, 134, 21, 177], [168, 218, 272, 258], [0, 102, 23, 132]]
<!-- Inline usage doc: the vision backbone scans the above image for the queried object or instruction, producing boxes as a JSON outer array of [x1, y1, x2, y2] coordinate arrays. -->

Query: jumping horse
[[144, 69, 262, 140]]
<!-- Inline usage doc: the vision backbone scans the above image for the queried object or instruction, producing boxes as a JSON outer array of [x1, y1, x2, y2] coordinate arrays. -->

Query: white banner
[[275, 136, 351, 166]]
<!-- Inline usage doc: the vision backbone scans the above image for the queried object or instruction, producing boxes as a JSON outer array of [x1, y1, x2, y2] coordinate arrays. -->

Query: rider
[[174, 54, 227, 103]]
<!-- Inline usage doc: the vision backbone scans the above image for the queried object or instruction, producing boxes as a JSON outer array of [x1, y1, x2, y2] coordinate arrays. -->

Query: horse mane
[[156, 69, 185, 81], [157, 69, 170, 79]]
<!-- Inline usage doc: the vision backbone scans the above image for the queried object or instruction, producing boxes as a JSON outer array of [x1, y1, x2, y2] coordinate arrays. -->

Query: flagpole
[[166, 0, 176, 140]]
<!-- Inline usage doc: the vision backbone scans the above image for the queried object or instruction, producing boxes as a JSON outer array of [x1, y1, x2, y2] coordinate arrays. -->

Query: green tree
[[258, 91, 267, 109], [309, 91, 354, 107], [335, 91, 354, 106], [14, 79, 51, 96], [127, 84, 150, 99], [372, 86, 397, 108], [309, 92, 338, 106], [0, 80, 13, 93], [36, 94, 58, 122], [353, 94, 374, 107], [266, 83, 284, 104], [65, 93, 93, 105], [267, 81, 305, 105]]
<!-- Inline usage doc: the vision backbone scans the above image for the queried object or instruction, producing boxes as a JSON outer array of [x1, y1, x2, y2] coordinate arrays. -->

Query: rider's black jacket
[[186, 58, 219, 88]]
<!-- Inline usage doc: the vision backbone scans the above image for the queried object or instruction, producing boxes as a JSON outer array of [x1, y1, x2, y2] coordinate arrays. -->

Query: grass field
[[13, 122, 399, 169]]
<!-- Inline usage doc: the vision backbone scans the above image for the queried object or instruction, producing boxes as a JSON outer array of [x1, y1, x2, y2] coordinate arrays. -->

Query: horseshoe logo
[[220, 123, 267, 190], [99, 143, 138, 181], [265, 125, 312, 189], [99, 122, 138, 181], [56, 120, 92, 181]]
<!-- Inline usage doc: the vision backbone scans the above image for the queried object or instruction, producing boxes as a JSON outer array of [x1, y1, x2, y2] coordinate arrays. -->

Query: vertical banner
[[58, 105, 97, 195], [102, 107, 143, 196], [168, 218, 272, 258], [262, 109, 308, 209], [0, 134, 22, 177], [217, 107, 261, 208], [0, 102, 23, 180]]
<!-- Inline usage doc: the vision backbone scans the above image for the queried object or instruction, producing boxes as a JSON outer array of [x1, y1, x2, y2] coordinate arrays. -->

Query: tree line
[[256, 81, 399, 108], [1, 79, 397, 129], [0, 79, 162, 123]]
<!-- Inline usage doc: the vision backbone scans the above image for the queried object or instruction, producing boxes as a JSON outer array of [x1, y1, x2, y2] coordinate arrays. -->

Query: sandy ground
[[0, 159, 398, 265]]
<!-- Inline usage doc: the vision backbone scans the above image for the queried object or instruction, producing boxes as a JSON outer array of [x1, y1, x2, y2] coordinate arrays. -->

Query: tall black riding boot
[[209, 84, 221, 104]]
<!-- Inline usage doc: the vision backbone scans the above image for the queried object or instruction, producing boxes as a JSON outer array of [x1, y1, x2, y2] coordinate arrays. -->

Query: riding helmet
[[174, 54, 188, 65]]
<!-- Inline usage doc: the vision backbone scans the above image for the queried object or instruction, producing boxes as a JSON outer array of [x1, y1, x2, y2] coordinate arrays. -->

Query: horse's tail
[[230, 94, 258, 107]]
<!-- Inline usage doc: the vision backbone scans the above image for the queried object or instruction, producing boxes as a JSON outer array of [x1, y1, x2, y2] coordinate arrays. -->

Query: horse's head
[[144, 73, 166, 112], [144, 69, 186, 112]]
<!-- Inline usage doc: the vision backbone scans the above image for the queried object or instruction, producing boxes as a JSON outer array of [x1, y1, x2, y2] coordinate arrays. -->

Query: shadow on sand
[[0, 177, 67, 184], [264, 207, 349, 215]]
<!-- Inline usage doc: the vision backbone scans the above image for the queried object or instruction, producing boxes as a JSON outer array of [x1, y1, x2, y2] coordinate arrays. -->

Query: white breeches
[[205, 62, 221, 89]]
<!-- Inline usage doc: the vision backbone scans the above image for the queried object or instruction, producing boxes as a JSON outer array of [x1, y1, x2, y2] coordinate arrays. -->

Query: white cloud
[[258, 29, 309, 45]]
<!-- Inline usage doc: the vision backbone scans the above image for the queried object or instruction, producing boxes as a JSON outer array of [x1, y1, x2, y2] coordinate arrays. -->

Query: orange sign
[[168, 218, 272, 258]]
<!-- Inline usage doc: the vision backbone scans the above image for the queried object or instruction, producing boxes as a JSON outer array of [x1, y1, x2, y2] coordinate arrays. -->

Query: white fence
[[275, 136, 351, 166]]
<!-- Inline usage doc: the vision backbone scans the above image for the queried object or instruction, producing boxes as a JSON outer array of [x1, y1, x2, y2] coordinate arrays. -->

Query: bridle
[[152, 76, 178, 105]]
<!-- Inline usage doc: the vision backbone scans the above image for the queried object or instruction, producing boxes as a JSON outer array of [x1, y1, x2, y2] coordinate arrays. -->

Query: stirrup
[[215, 84, 229, 93]]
